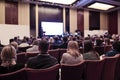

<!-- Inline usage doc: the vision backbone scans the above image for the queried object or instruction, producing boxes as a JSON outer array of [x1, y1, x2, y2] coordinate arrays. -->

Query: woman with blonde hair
[[0, 45, 24, 74], [60, 41, 83, 65]]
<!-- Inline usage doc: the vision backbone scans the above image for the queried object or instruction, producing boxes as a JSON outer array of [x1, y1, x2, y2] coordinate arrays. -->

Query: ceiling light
[[39, 0, 76, 5], [88, 2, 115, 10]]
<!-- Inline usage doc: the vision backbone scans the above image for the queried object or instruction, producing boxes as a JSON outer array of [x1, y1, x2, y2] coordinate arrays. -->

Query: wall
[[0, 1, 30, 44], [118, 10, 120, 34], [1, 1, 119, 39], [100, 13, 108, 30], [18, 2, 29, 25], [70, 9, 77, 34], [0, 1, 5, 24], [108, 11, 118, 35]]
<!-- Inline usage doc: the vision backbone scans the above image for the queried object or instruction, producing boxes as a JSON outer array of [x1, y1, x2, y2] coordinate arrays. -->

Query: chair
[[18, 46, 31, 52], [84, 59, 105, 80], [26, 64, 60, 80], [102, 54, 119, 80], [17, 52, 27, 64], [61, 61, 85, 80], [0, 68, 26, 80], [59, 49, 67, 63], [26, 52, 39, 61], [48, 49, 59, 61], [114, 54, 120, 80]]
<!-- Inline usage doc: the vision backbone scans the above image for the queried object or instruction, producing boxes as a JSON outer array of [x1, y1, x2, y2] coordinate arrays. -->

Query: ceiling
[[8, 0, 120, 12]]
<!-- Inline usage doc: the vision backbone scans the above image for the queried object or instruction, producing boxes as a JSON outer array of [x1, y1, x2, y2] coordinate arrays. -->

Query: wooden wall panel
[[0, 1, 5, 24], [89, 11, 100, 30], [77, 10, 84, 36], [70, 9, 77, 34], [30, 4, 36, 37], [5, 1, 18, 24], [18, 2, 29, 25], [65, 8, 70, 33], [108, 11, 118, 35]]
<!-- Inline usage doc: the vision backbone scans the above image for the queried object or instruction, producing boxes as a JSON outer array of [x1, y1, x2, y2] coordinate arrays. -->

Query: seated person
[[27, 40, 58, 69], [26, 40, 39, 53], [59, 36, 68, 49], [60, 41, 83, 65], [19, 38, 29, 47], [83, 40, 100, 60], [0, 45, 25, 74], [10, 41, 21, 53], [105, 41, 120, 57]]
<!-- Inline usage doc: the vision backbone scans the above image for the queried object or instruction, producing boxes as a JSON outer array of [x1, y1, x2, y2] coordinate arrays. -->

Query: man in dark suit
[[27, 40, 58, 69]]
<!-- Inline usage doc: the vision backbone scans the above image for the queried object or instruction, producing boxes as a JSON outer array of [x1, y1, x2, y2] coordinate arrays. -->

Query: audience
[[26, 40, 39, 53], [27, 40, 58, 69], [59, 36, 68, 49], [60, 41, 83, 65], [19, 38, 29, 47], [0, 45, 25, 74], [105, 41, 120, 56], [10, 41, 20, 53], [83, 40, 100, 60]]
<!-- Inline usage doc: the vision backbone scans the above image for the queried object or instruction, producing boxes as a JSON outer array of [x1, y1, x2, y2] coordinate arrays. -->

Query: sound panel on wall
[[30, 4, 36, 37], [65, 8, 70, 33], [5, 1, 18, 24], [38, 5, 63, 37], [89, 11, 100, 30], [108, 11, 118, 35], [77, 10, 84, 36]]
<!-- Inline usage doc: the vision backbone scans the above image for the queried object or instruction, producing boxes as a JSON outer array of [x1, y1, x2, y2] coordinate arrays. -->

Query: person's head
[[1, 45, 16, 62], [67, 41, 80, 57], [95, 38, 103, 46], [84, 40, 93, 53], [10, 41, 18, 50], [38, 40, 49, 53], [32, 40, 39, 46], [112, 41, 120, 52], [62, 36, 68, 42]]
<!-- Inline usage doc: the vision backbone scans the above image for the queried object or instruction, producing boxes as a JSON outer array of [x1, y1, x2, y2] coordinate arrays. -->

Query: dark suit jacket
[[27, 53, 58, 69]]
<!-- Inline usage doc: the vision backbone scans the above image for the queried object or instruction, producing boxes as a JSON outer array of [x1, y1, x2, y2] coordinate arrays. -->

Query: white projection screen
[[0, 24, 30, 45], [41, 22, 63, 36]]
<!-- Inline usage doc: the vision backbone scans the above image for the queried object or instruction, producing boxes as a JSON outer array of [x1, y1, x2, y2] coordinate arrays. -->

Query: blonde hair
[[67, 41, 80, 57], [10, 41, 18, 50], [1, 45, 16, 62]]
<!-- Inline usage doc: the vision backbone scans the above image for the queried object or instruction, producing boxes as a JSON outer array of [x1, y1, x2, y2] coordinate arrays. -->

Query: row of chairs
[[17, 45, 112, 64], [61, 54, 120, 80], [0, 64, 60, 80], [17, 49, 67, 64], [1, 54, 120, 80]]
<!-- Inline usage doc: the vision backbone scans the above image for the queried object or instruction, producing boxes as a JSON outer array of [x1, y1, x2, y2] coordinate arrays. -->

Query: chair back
[[102, 54, 119, 80], [84, 59, 105, 80], [26, 64, 60, 80], [48, 49, 59, 61], [114, 54, 120, 80], [17, 52, 26, 64], [26, 52, 39, 61], [61, 61, 85, 80], [0, 68, 26, 80]]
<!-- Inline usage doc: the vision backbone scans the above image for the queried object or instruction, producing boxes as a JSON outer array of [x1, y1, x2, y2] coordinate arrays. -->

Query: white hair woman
[[60, 41, 83, 65]]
